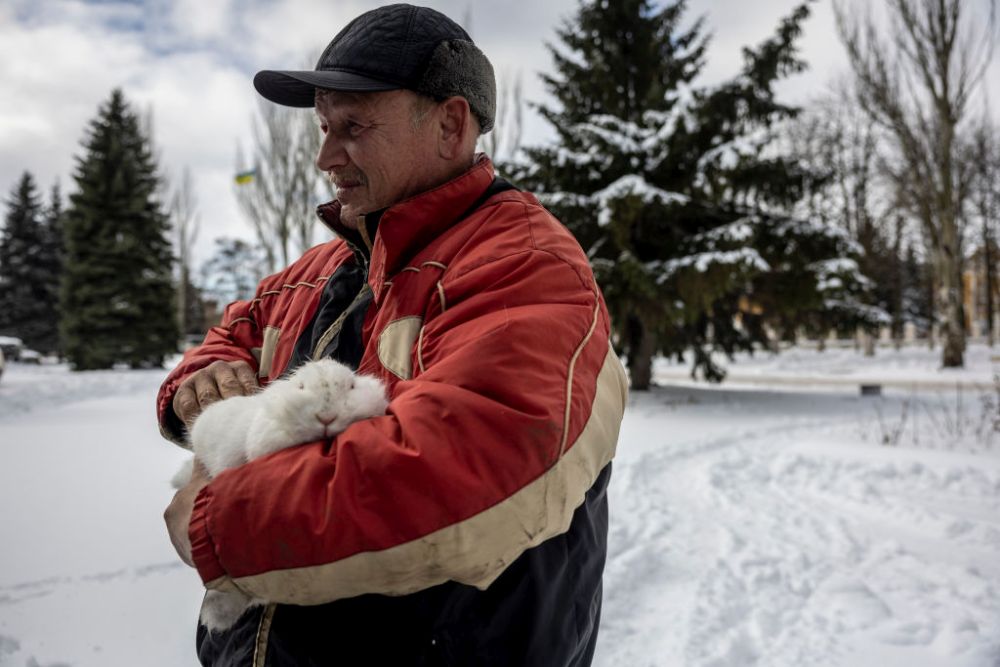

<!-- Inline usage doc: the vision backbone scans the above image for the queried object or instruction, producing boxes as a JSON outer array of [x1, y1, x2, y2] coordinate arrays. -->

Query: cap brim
[[253, 70, 401, 107]]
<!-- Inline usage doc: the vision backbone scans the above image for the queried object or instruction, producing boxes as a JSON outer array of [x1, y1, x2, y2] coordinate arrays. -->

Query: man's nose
[[316, 132, 348, 171]]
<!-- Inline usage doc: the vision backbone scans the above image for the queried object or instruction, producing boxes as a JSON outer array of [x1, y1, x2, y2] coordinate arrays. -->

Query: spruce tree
[[0, 172, 63, 353], [512, 0, 879, 386], [62, 89, 178, 369], [36, 183, 65, 354]]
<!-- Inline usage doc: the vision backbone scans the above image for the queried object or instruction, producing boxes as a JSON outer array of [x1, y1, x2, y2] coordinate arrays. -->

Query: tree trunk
[[985, 222, 995, 347], [177, 265, 188, 342], [863, 331, 875, 357], [627, 316, 656, 391], [938, 245, 965, 367]]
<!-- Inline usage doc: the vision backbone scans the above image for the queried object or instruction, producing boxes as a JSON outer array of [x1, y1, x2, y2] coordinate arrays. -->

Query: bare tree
[[835, 0, 997, 367], [460, 4, 524, 164], [969, 113, 1000, 346], [200, 237, 268, 305], [480, 69, 525, 163], [170, 166, 200, 338], [235, 92, 331, 273], [790, 91, 907, 354]]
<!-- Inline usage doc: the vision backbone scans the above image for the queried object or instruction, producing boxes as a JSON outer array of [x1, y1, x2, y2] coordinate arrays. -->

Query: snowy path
[[1, 357, 999, 666], [596, 386, 1000, 667], [0, 365, 198, 666]]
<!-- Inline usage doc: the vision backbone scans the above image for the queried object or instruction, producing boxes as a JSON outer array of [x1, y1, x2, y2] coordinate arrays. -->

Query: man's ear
[[436, 96, 473, 160]]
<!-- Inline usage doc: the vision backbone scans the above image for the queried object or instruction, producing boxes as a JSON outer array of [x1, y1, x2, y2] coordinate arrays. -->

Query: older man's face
[[315, 90, 438, 228]]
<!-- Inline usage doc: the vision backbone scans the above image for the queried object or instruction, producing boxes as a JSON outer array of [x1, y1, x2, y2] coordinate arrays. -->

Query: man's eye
[[347, 121, 366, 135]]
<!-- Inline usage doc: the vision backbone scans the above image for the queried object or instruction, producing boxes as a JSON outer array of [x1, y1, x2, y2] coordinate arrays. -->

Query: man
[[159, 4, 627, 665]]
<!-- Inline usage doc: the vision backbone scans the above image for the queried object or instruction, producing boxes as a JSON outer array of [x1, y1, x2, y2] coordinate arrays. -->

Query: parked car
[[19, 349, 42, 365], [0, 336, 23, 362]]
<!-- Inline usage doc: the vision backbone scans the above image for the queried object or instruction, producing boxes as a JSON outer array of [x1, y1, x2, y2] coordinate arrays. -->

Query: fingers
[[192, 369, 223, 413], [214, 364, 247, 401], [232, 361, 259, 395], [164, 480, 205, 568], [172, 360, 259, 427], [173, 382, 201, 427]]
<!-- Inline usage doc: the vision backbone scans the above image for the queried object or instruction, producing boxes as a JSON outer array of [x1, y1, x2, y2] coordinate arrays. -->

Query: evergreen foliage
[[38, 183, 65, 354], [0, 172, 63, 353], [61, 89, 178, 369], [512, 0, 881, 386]]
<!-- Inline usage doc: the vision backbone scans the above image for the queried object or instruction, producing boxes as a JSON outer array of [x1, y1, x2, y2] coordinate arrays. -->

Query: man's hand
[[164, 459, 211, 567], [173, 360, 258, 426]]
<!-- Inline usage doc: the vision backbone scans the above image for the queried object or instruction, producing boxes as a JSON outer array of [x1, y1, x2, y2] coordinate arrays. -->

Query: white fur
[[172, 358, 388, 633]]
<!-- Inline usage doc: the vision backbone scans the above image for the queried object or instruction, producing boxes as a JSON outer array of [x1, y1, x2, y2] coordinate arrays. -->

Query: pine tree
[[61, 89, 178, 370], [36, 183, 65, 354], [512, 0, 880, 387], [0, 172, 64, 354]]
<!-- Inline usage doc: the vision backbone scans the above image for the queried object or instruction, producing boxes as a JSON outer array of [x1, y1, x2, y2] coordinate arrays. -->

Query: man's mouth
[[330, 173, 365, 192]]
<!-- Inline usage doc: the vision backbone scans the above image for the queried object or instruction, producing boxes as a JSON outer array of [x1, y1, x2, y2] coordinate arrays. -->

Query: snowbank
[[1, 351, 998, 666]]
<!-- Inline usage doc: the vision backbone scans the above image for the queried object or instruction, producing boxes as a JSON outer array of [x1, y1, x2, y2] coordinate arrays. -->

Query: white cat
[[172, 357, 389, 633]]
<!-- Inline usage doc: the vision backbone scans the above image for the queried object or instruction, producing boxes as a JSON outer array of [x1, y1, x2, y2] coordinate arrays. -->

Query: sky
[[0, 0, 996, 268]]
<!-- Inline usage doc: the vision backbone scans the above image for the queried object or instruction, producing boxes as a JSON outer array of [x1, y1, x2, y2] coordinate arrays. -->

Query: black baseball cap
[[253, 4, 496, 132]]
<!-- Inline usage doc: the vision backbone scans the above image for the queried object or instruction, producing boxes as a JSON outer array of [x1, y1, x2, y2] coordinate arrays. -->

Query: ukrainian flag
[[234, 168, 257, 185]]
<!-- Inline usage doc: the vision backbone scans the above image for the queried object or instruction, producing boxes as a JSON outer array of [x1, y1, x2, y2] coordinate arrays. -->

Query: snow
[[575, 116, 645, 155], [811, 257, 861, 276], [696, 128, 772, 172], [693, 216, 758, 246], [1, 346, 999, 665], [647, 247, 771, 283], [655, 343, 998, 389], [593, 175, 689, 226], [0, 362, 195, 666], [598, 377, 1000, 666], [825, 298, 895, 325], [553, 145, 610, 170], [772, 215, 860, 251]]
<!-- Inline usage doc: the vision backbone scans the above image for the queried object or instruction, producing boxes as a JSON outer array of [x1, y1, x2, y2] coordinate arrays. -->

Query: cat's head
[[256, 358, 388, 443]]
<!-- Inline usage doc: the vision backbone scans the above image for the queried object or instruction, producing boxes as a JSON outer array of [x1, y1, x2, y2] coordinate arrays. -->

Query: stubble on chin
[[327, 172, 369, 230]]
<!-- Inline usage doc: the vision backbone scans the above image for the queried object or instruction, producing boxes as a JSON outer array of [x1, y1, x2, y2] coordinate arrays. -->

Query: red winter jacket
[[157, 156, 627, 660]]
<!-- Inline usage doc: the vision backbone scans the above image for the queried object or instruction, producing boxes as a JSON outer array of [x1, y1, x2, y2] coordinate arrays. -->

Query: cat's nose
[[315, 412, 338, 425]]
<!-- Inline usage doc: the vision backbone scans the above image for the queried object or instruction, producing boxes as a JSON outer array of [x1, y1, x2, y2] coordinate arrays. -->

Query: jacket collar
[[316, 154, 495, 302], [316, 202, 381, 269]]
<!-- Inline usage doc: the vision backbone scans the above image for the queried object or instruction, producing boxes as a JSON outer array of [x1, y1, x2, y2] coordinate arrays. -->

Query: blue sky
[[1, 0, 995, 266]]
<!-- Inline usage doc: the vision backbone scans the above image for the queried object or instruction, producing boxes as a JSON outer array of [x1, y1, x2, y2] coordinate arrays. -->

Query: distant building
[[963, 242, 999, 340]]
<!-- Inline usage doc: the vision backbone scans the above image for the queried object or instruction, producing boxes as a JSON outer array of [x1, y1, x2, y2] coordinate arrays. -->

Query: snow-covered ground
[[1, 346, 998, 666], [655, 342, 998, 389]]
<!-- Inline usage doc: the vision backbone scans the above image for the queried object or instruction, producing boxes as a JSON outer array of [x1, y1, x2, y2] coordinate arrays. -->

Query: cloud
[[0, 0, 256, 262], [2, 0, 995, 274]]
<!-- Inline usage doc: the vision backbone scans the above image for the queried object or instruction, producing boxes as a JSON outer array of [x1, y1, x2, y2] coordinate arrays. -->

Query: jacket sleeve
[[156, 294, 265, 446], [187, 248, 629, 604]]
